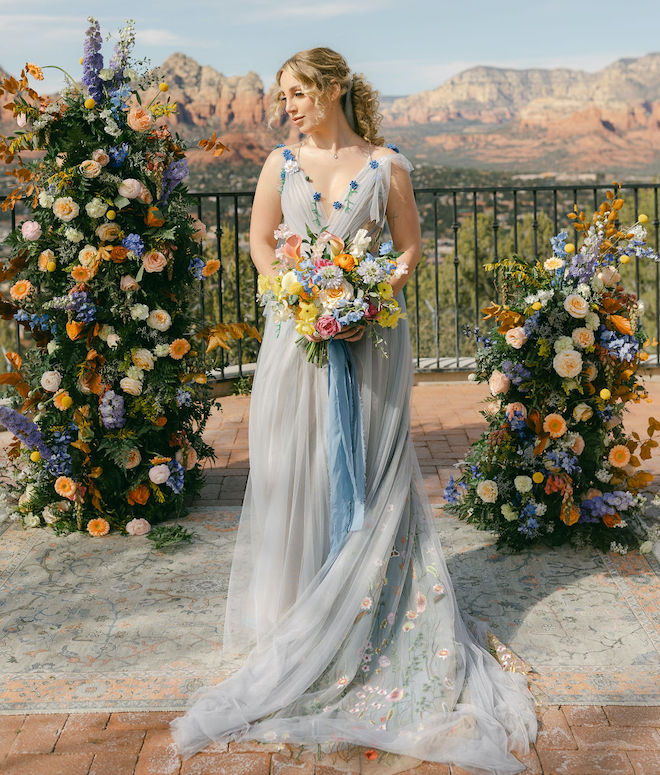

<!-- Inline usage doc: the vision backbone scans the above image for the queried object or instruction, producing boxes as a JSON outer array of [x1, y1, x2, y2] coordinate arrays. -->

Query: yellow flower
[[257, 275, 272, 295], [564, 243, 575, 254], [106, 210, 116, 220], [30, 450, 41, 463], [639, 214, 648, 224], [532, 472, 544, 484], [532, 301, 542, 310], [295, 320, 315, 336], [298, 301, 317, 322], [619, 255, 630, 264], [47, 260, 56, 272], [84, 97, 96, 109], [377, 281, 393, 300], [600, 388, 611, 400], [159, 82, 169, 92]]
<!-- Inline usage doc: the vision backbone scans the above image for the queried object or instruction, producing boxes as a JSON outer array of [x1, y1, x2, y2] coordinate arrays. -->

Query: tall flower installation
[[444, 188, 659, 552], [0, 18, 258, 535]]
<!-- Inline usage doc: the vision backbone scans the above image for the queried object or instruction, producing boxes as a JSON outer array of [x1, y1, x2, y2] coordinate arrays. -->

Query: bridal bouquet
[[257, 224, 407, 365], [444, 187, 659, 552]]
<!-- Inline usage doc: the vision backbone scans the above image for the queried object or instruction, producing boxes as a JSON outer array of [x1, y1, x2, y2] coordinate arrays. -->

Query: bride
[[170, 47, 537, 774]]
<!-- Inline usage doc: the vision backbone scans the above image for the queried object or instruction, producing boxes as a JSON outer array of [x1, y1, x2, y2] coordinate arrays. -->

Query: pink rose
[[120, 275, 140, 291], [504, 326, 527, 349], [504, 401, 527, 421], [315, 315, 341, 339], [313, 258, 333, 268], [125, 518, 151, 536], [571, 434, 585, 455], [142, 250, 167, 273], [118, 178, 143, 199], [598, 266, 621, 287], [488, 369, 511, 395], [364, 303, 380, 320], [21, 220, 42, 241], [149, 464, 170, 484], [91, 149, 110, 166]]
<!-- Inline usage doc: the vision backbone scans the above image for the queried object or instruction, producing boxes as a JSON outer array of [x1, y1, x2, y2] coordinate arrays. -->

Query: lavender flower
[[160, 158, 189, 204], [82, 17, 104, 104], [550, 231, 568, 258], [518, 517, 539, 537], [0, 406, 51, 460], [100, 390, 126, 429], [68, 291, 97, 323]]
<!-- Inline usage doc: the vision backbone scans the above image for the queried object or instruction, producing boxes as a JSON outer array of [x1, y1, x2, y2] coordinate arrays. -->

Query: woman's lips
[[293, 116, 304, 124]]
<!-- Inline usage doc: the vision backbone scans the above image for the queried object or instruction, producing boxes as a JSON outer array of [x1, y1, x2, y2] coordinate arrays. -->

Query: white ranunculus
[[130, 304, 150, 321], [126, 366, 144, 382], [85, 197, 108, 219], [553, 336, 573, 353], [501, 503, 517, 522], [98, 68, 115, 81], [149, 464, 170, 485], [47, 341, 59, 355], [132, 348, 155, 371], [514, 475, 533, 493], [118, 178, 142, 199], [584, 311, 600, 331], [476, 479, 498, 503], [38, 191, 54, 208], [23, 513, 41, 528], [64, 227, 84, 243], [41, 370, 62, 392], [153, 343, 170, 358]]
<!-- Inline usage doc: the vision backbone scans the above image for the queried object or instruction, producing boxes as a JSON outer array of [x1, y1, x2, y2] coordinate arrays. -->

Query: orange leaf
[[610, 314, 633, 336]]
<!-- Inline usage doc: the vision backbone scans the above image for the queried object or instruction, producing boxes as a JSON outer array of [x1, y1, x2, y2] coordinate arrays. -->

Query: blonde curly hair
[[269, 47, 384, 146]]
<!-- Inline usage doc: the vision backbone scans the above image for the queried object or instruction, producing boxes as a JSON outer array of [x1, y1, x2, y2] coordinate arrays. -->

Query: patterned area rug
[[0, 507, 657, 713]]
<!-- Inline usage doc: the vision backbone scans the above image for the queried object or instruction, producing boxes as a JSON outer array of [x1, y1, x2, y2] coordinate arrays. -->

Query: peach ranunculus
[[118, 178, 143, 199], [169, 338, 191, 360], [54, 476, 77, 500], [137, 183, 152, 204], [201, 259, 220, 277], [124, 448, 142, 469], [146, 309, 172, 331], [10, 279, 33, 300], [127, 484, 150, 506], [132, 348, 155, 371], [175, 444, 198, 470], [543, 412, 567, 438], [504, 326, 528, 349], [334, 253, 356, 271], [52, 196, 80, 222], [95, 222, 121, 241], [120, 275, 140, 291], [563, 294, 589, 318], [608, 444, 631, 468], [572, 327, 595, 349], [71, 266, 93, 282], [142, 250, 167, 273], [127, 105, 154, 132], [504, 401, 527, 421], [126, 517, 151, 535], [476, 479, 498, 503], [79, 159, 101, 178], [91, 148, 110, 166], [598, 265, 621, 287], [571, 434, 585, 455], [87, 517, 110, 537], [38, 249, 55, 271], [21, 220, 42, 240], [488, 369, 511, 396], [553, 349, 583, 378], [573, 402, 593, 422]]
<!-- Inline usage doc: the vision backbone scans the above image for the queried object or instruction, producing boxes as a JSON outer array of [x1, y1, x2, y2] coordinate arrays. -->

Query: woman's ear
[[329, 80, 342, 103]]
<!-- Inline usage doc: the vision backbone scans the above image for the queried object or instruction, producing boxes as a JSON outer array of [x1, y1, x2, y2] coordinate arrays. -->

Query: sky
[[1, 0, 659, 96]]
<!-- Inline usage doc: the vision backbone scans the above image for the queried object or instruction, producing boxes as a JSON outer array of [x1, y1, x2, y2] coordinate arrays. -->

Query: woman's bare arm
[[249, 149, 285, 276], [385, 156, 422, 297]]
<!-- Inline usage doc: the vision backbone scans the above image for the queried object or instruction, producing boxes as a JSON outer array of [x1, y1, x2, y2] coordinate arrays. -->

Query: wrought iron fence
[[1, 182, 659, 378]]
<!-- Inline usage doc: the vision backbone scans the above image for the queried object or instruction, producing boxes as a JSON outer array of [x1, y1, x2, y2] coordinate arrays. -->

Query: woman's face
[[278, 69, 325, 134]]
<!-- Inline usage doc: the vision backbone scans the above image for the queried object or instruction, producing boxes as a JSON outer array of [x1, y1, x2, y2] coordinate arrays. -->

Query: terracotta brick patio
[[2, 379, 660, 774]]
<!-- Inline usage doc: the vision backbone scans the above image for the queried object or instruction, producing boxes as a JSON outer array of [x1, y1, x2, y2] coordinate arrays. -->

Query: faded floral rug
[[0, 507, 657, 712]]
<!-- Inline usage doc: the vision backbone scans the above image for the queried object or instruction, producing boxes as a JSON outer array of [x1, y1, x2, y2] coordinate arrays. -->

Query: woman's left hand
[[305, 323, 366, 343]]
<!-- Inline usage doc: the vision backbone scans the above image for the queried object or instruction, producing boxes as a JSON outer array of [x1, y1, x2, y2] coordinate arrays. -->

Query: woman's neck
[[303, 112, 362, 155]]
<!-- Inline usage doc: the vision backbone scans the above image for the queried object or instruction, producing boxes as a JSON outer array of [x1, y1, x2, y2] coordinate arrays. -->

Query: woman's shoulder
[[372, 143, 413, 174]]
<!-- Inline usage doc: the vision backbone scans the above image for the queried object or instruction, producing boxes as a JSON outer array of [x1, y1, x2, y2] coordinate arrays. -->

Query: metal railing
[[2, 182, 659, 378]]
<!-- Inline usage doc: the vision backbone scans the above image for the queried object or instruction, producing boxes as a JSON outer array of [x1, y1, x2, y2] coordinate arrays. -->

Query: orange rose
[[142, 250, 167, 273], [201, 259, 220, 277], [127, 105, 154, 132], [169, 338, 191, 360], [334, 253, 356, 271], [153, 416, 168, 427], [127, 484, 150, 506], [110, 245, 129, 263], [10, 279, 33, 300]]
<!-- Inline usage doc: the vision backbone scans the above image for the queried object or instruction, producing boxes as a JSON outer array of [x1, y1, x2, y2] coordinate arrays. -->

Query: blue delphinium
[[443, 475, 462, 504], [0, 406, 52, 461], [82, 17, 104, 104], [67, 291, 97, 323], [550, 230, 568, 258], [176, 388, 193, 408], [188, 257, 205, 280], [166, 460, 185, 494], [597, 325, 639, 362], [379, 240, 394, 256], [108, 143, 129, 169], [518, 517, 539, 538], [161, 158, 189, 204], [501, 359, 531, 388]]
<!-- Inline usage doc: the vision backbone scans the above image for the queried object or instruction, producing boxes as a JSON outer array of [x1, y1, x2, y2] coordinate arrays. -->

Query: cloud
[[237, 0, 393, 20], [137, 29, 185, 47]]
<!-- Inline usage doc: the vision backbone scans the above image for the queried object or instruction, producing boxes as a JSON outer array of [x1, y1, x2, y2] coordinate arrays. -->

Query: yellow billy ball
[[30, 450, 41, 463], [639, 214, 648, 224], [600, 388, 611, 400], [79, 57, 84, 65], [619, 255, 631, 264], [532, 301, 542, 310], [106, 210, 116, 220], [84, 97, 96, 109], [532, 472, 544, 484], [159, 82, 169, 92], [60, 395, 73, 409], [564, 243, 575, 254], [46, 261, 56, 272]]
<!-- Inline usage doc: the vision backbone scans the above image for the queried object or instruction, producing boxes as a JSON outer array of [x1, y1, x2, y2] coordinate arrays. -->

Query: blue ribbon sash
[[326, 338, 366, 561]]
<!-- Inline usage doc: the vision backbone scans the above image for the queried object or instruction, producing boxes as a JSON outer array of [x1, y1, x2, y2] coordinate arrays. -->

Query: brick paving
[[3, 378, 660, 774]]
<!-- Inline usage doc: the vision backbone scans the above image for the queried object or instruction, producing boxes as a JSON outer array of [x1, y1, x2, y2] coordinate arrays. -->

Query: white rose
[[132, 348, 155, 371], [98, 68, 115, 81], [554, 336, 573, 353], [149, 464, 170, 484], [147, 309, 172, 331], [514, 475, 533, 493], [41, 370, 62, 392], [79, 160, 102, 179], [130, 304, 150, 321], [23, 513, 41, 528], [476, 479, 498, 503], [563, 294, 589, 318], [553, 349, 583, 378], [64, 227, 84, 243], [118, 178, 143, 199], [572, 327, 595, 349], [52, 196, 80, 222], [46, 341, 59, 355], [120, 377, 142, 396], [38, 191, 54, 208], [85, 198, 108, 219], [505, 326, 527, 349]]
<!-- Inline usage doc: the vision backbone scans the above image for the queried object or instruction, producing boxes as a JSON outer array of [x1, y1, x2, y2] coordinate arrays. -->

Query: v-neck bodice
[[279, 145, 414, 244]]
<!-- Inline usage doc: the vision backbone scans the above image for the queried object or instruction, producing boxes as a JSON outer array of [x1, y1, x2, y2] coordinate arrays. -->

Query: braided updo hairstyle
[[270, 47, 384, 146]]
